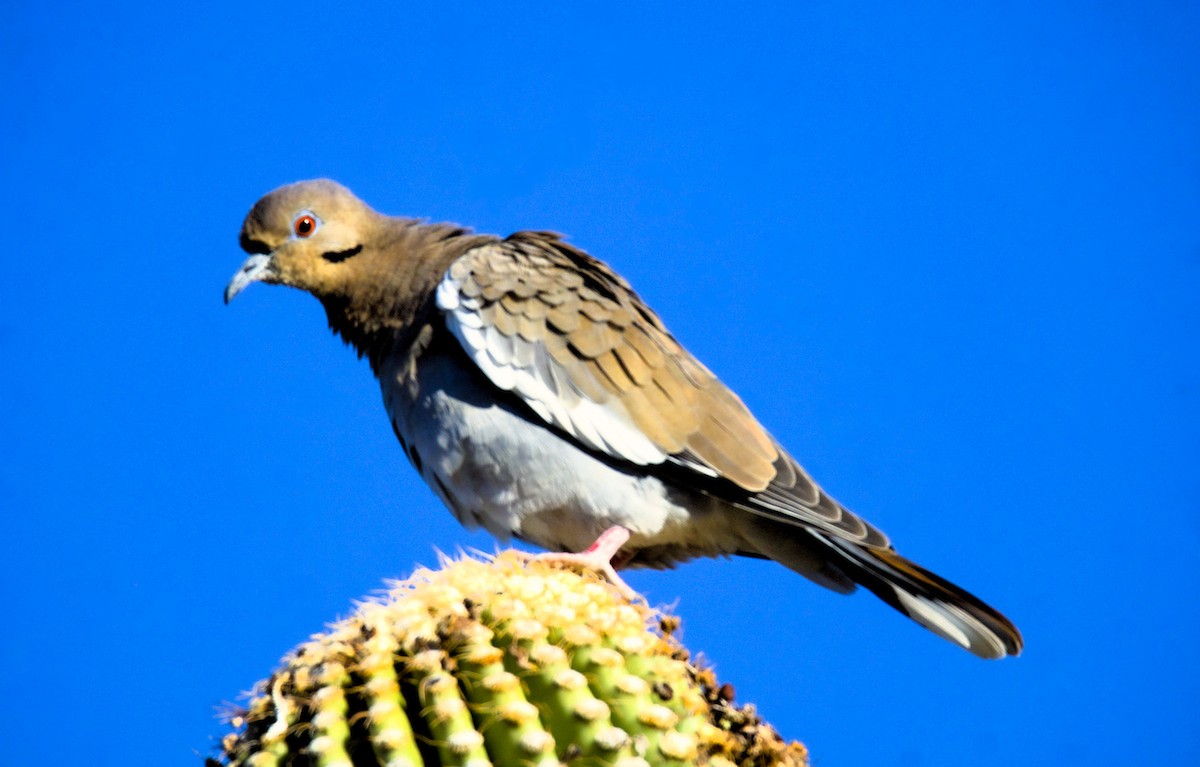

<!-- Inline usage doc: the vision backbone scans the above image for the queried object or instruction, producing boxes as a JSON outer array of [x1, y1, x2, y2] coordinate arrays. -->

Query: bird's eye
[[293, 215, 318, 238]]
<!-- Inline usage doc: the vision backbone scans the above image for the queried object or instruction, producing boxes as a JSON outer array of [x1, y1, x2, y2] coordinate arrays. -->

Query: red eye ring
[[294, 215, 317, 237]]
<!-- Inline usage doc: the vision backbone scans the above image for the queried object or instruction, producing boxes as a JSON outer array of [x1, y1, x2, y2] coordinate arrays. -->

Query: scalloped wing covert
[[435, 232, 890, 548]]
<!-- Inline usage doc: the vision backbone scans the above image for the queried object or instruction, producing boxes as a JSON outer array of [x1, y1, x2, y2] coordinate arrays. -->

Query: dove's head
[[225, 179, 380, 304], [226, 179, 489, 363]]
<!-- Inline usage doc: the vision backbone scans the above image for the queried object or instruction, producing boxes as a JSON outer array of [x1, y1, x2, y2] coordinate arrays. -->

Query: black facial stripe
[[321, 244, 363, 263]]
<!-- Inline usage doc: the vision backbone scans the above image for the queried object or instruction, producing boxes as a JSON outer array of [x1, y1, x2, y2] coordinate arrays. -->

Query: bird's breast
[[377, 339, 740, 563]]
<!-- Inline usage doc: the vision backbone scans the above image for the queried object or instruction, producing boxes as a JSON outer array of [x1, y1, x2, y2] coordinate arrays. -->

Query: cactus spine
[[211, 553, 807, 767]]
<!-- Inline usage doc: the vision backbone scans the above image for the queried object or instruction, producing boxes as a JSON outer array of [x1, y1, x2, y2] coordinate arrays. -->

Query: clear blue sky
[[3, 3, 1197, 765]]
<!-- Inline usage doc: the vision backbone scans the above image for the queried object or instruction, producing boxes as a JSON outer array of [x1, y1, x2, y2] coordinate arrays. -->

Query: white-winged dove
[[226, 179, 1022, 659]]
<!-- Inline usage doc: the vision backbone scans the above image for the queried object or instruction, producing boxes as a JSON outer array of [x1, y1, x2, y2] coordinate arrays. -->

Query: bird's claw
[[514, 526, 642, 601]]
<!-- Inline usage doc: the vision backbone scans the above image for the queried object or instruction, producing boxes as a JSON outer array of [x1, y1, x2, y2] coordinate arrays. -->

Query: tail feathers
[[825, 537, 1023, 659], [739, 516, 1023, 658]]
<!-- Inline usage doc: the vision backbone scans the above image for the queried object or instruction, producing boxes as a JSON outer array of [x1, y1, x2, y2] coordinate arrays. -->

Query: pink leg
[[522, 526, 639, 600]]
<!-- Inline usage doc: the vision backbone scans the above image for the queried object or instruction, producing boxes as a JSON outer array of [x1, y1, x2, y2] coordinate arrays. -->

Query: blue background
[[3, 3, 1198, 765]]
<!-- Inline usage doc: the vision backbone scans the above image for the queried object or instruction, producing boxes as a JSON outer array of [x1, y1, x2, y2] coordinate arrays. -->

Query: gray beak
[[225, 253, 275, 304]]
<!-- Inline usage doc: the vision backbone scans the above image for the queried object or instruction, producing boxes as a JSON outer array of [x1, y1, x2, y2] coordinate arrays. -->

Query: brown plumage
[[226, 179, 1023, 659]]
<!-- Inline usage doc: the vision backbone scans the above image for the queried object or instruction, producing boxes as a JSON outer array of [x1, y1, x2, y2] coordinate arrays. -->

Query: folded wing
[[436, 232, 887, 547]]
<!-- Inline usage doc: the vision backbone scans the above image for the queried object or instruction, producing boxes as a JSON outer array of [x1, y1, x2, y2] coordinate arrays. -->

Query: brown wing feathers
[[455, 232, 780, 481], [448, 232, 893, 547]]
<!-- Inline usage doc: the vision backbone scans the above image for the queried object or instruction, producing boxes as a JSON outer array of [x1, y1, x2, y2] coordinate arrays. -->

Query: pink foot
[[521, 526, 640, 600]]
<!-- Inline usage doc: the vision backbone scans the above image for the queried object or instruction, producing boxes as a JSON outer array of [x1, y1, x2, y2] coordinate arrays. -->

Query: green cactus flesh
[[210, 553, 807, 767]]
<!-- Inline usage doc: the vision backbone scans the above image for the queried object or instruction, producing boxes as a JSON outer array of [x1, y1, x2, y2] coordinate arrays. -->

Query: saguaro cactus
[[210, 553, 806, 767]]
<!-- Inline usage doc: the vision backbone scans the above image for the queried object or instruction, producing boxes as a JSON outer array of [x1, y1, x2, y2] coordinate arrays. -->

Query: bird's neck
[[319, 219, 496, 371]]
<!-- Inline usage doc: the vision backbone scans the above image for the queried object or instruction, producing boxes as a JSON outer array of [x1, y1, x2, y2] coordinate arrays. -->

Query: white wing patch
[[437, 270, 669, 467]]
